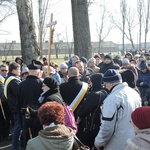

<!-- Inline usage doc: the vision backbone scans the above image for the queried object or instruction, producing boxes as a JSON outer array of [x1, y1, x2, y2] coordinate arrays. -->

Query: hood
[[126, 128, 150, 150], [38, 125, 74, 150]]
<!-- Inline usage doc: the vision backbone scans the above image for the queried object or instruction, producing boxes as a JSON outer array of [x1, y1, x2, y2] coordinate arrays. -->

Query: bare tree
[[37, 0, 50, 54], [16, 0, 40, 65], [125, 9, 138, 49], [95, 2, 112, 53], [143, 0, 150, 49], [0, 0, 15, 24], [120, 0, 127, 53], [71, 0, 92, 59], [137, 0, 144, 50]]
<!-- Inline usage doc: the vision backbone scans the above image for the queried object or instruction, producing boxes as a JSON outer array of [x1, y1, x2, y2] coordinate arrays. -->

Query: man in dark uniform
[[18, 63, 43, 149], [60, 67, 88, 116], [4, 62, 21, 150]]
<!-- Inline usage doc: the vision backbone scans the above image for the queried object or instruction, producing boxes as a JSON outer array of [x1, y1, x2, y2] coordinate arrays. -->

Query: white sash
[[70, 82, 88, 112]]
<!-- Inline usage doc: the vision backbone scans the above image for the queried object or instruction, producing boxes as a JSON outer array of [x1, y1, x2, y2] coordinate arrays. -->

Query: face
[[141, 68, 147, 73], [0, 66, 8, 77], [95, 58, 100, 64], [125, 55, 132, 60], [17, 59, 22, 65], [60, 67, 68, 74], [22, 72, 29, 79], [104, 58, 111, 64], [76, 62, 85, 74], [42, 84, 50, 92], [122, 64, 130, 69], [72, 57, 78, 66], [12, 67, 21, 76], [104, 82, 113, 90]]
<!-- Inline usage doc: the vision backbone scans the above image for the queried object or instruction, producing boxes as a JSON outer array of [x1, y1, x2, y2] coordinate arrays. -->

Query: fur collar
[[126, 139, 149, 150]]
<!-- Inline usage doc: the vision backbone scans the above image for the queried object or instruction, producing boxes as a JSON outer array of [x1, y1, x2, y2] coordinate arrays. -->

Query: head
[[0, 64, 8, 77], [38, 101, 64, 127], [42, 66, 55, 77], [89, 73, 103, 88], [43, 57, 47, 63], [80, 57, 87, 68], [94, 54, 101, 65], [125, 52, 133, 61], [131, 106, 150, 130], [9, 62, 20, 76], [122, 58, 131, 69], [104, 55, 112, 65], [75, 61, 85, 74], [60, 63, 68, 74], [15, 57, 23, 65], [42, 77, 58, 92], [121, 70, 136, 88], [87, 57, 96, 68], [72, 55, 79, 67], [28, 64, 41, 77], [21, 67, 29, 79], [68, 67, 79, 78], [139, 61, 148, 73], [103, 69, 122, 90]]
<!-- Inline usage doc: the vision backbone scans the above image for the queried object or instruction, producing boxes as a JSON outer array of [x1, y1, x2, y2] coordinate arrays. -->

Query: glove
[[27, 106, 37, 118]]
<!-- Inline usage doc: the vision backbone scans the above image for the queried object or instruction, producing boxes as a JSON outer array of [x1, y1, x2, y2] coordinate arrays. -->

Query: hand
[[27, 105, 37, 118], [140, 82, 143, 86]]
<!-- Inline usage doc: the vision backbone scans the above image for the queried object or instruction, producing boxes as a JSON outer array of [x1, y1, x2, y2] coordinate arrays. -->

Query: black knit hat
[[104, 55, 112, 60], [140, 61, 147, 70], [103, 69, 122, 83], [43, 77, 58, 90], [121, 70, 136, 88]]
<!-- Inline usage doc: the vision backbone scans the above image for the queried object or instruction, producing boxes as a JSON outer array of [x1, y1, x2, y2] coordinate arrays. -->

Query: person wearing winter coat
[[99, 55, 120, 74], [124, 106, 150, 150], [76, 73, 108, 149], [136, 61, 150, 100], [26, 101, 74, 150], [94, 69, 141, 150]]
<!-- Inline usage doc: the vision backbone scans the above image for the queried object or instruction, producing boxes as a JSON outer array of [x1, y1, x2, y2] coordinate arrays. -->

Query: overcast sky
[[0, 0, 149, 45]]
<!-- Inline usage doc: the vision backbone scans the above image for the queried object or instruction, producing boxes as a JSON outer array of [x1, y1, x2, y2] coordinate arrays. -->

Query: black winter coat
[[60, 76, 83, 105], [18, 75, 43, 111], [99, 61, 120, 74], [5, 73, 21, 113]]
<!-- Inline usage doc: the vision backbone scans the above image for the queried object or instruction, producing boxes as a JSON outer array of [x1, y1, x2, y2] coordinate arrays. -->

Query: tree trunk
[[16, 0, 40, 65], [71, 0, 92, 59]]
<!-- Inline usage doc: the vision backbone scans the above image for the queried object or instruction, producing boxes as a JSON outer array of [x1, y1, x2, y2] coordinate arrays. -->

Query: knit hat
[[80, 57, 87, 64], [28, 64, 39, 70], [121, 70, 136, 88], [131, 106, 150, 129], [94, 54, 101, 59], [122, 58, 130, 65], [104, 55, 112, 60], [43, 77, 58, 90], [21, 67, 29, 75], [60, 63, 68, 69], [139, 61, 147, 70], [87, 57, 96, 67], [103, 69, 122, 83]]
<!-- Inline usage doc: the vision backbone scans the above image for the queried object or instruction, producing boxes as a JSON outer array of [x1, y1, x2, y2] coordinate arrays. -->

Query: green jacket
[[26, 125, 74, 150]]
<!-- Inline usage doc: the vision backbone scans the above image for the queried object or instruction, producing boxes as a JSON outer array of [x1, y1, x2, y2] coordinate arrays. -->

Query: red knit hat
[[131, 106, 150, 129]]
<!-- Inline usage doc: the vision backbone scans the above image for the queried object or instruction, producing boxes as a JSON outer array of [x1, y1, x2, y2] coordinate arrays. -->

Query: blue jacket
[[137, 70, 150, 99]]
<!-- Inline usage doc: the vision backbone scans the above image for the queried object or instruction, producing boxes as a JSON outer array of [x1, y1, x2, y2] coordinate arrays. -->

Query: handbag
[[73, 136, 90, 150], [64, 104, 78, 134]]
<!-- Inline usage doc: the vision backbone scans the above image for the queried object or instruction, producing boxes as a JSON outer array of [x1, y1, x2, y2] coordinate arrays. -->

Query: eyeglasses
[[1, 70, 8, 72], [61, 68, 67, 70]]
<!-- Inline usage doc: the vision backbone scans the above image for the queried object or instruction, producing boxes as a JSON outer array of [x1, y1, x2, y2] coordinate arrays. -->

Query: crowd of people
[[0, 52, 150, 150]]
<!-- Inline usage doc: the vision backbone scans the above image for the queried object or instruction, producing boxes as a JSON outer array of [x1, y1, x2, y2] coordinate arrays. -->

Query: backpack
[[64, 104, 78, 134], [83, 90, 108, 132]]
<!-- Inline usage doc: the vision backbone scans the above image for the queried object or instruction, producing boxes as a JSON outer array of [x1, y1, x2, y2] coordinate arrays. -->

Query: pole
[[46, 14, 57, 75], [0, 99, 6, 120]]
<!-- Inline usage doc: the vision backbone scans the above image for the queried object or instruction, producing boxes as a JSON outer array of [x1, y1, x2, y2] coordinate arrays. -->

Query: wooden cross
[[46, 13, 57, 75]]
